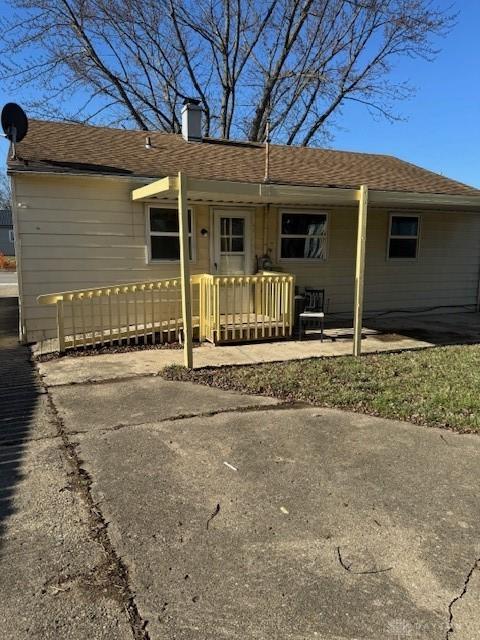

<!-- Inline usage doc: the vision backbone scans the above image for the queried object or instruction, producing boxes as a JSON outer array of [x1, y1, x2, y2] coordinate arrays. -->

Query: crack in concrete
[[446, 558, 480, 638], [40, 371, 167, 388], [40, 374, 151, 640], [62, 400, 302, 438], [160, 400, 306, 421]]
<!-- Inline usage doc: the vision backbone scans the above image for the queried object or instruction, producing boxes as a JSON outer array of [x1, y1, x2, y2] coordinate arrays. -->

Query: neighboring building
[[0, 209, 14, 256], [7, 103, 480, 345]]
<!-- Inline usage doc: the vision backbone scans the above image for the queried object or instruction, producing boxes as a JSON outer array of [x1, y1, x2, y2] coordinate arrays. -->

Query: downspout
[[10, 175, 27, 343], [263, 203, 270, 255]]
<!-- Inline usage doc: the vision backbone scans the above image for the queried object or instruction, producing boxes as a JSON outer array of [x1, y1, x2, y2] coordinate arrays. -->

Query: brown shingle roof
[[8, 119, 479, 196]]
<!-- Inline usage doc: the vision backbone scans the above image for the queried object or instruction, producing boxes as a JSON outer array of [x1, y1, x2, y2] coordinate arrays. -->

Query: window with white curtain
[[279, 211, 328, 260]]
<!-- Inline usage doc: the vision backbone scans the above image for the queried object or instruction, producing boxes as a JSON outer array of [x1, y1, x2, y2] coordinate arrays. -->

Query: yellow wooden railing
[[199, 272, 295, 343], [38, 272, 295, 352], [37, 277, 187, 352]]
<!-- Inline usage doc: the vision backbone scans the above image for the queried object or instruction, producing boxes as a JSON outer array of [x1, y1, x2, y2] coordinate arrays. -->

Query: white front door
[[213, 210, 251, 275]]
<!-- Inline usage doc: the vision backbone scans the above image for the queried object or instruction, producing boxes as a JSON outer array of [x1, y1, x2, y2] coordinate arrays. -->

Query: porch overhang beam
[[131, 176, 178, 201], [131, 176, 359, 205], [132, 177, 480, 209]]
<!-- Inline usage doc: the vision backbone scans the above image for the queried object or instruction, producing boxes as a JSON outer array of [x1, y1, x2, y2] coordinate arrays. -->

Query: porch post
[[178, 172, 193, 368], [353, 185, 368, 356]]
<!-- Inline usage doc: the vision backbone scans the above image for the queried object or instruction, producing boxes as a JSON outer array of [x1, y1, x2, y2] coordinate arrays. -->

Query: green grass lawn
[[163, 345, 480, 433]]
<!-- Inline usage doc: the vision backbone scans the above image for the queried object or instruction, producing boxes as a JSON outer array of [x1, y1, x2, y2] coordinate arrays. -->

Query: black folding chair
[[299, 288, 325, 341]]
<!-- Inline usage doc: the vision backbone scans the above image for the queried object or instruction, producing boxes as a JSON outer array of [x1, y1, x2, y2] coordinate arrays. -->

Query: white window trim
[[145, 203, 196, 264], [387, 213, 420, 262], [8, 229, 14, 243], [278, 209, 329, 262]]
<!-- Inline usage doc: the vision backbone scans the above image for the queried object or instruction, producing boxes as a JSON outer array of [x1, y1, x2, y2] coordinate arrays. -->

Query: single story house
[[0, 209, 15, 256], [7, 101, 480, 361]]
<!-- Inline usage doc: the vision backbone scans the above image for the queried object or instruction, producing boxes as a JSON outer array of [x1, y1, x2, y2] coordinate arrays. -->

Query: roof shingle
[[8, 119, 479, 196]]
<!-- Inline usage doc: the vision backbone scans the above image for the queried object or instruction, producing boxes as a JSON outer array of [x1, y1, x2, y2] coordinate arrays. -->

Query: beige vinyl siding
[[14, 173, 211, 342], [364, 209, 480, 311], [268, 205, 480, 314]]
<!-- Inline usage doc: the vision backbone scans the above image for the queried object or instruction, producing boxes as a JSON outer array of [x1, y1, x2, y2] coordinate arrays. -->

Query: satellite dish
[[1, 103, 28, 143]]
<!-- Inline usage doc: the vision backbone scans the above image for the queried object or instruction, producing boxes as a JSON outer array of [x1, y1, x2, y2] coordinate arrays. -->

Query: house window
[[280, 211, 328, 260], [147, 206, 194, 261], [8, 229, 14, 243], [388, 215, 419, 259]]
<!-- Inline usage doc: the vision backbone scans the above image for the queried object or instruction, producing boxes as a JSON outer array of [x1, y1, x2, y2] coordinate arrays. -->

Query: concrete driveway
[[0, 295, 133, 639], [39, 367, 480, 640], [0, 269, 18, 298]]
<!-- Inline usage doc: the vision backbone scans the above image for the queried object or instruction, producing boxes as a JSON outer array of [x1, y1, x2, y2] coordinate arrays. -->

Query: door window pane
[[231, 237, 244, 252], [231, 218, 244, 235], [220, 216, 245, 255], [221, 218, 230, 234]]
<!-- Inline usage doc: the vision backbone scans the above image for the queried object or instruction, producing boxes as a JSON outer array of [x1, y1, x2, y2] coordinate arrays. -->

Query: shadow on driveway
[[0, 297, 41, 549]]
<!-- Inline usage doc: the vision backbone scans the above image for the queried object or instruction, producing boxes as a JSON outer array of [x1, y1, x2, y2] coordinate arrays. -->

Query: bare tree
[[0, 173, 11, 210], [0, 0, 454, 144]]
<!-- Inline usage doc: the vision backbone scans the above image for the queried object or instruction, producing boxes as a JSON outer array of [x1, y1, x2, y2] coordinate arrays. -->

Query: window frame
[[278, 209, 329, 262], [387, 213, 420, 262], [145, 203, 195, 264]]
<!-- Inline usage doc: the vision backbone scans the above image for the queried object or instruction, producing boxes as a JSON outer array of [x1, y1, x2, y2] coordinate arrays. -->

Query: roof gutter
[[369, 189, 480, 209], [7, 167, 156, 184]]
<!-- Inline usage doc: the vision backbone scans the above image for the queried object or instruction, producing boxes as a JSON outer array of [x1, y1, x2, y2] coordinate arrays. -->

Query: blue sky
[[0, 0, 479, 187], [331, 1, 480, 188]]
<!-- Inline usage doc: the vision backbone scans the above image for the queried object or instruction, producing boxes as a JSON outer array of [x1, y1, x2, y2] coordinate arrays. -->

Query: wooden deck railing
[[199, 272, 295, 343], [38, 271, 294, 352]]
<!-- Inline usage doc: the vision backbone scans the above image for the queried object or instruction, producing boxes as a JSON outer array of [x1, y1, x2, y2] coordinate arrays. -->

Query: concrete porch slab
[[37, 330, 432, 387], [35, 311, 480, 388]]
